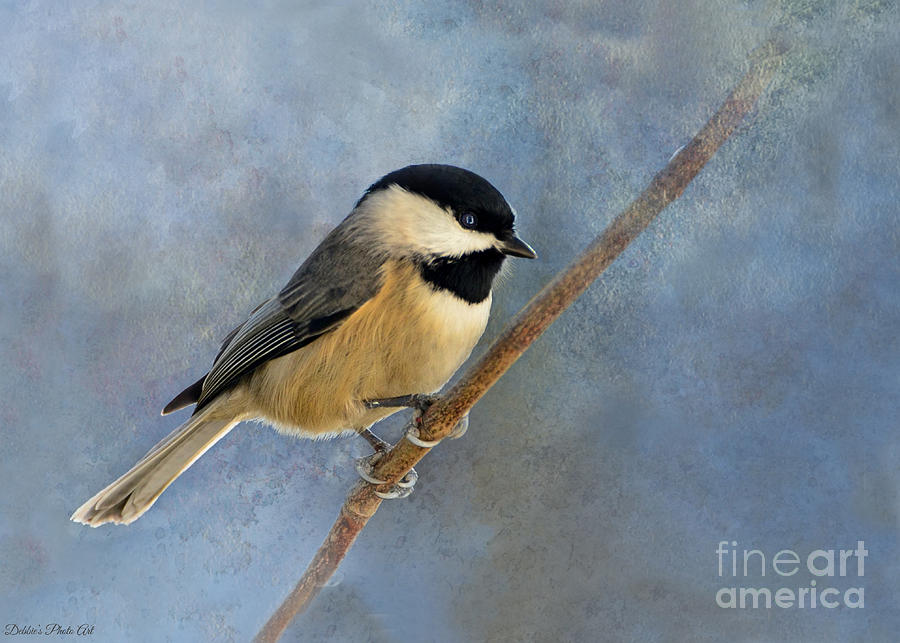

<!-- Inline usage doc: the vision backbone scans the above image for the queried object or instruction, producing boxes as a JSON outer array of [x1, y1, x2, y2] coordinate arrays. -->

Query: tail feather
[[71, 406, 239, 527]]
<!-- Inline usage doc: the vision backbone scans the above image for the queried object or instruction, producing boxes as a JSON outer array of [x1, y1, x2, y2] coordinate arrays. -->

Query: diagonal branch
[[254, 38, 788, 643]]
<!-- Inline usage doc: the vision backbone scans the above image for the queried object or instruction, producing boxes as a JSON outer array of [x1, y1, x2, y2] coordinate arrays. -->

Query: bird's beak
[[497, 233, 537, 259]]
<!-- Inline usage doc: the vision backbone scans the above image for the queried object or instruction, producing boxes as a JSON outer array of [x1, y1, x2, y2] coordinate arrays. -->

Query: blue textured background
[[2, 1, 898, 641]]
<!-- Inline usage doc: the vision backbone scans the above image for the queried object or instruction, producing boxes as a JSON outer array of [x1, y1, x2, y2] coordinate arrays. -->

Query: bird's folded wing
[[184, 223, 384, 413]]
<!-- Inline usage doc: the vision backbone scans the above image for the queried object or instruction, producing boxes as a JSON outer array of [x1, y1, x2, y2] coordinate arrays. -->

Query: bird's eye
[[459, 212, 478, 229]]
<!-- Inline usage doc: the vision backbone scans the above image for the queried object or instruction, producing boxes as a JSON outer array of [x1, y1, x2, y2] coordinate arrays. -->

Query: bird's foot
[[364, 394, 470, 444], [354, 451, 418, 499], [406, 397, 469, 444]]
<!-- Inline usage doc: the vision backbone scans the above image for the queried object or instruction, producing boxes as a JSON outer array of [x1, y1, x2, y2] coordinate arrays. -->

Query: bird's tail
[[70, 404, 241, 527]]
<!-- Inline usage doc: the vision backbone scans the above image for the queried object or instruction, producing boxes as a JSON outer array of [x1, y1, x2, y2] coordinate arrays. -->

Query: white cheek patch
[[354, 185, 498, 258]]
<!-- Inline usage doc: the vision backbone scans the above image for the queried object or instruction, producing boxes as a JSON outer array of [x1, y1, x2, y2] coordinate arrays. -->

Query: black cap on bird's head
[[360, 164, 537, 260]]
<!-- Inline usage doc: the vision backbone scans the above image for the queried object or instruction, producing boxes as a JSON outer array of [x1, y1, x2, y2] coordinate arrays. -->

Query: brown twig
[[254, 38, 787, 642]]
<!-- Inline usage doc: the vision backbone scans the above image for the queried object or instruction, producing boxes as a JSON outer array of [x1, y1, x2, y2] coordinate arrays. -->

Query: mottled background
[[1, 1, 898, 641]]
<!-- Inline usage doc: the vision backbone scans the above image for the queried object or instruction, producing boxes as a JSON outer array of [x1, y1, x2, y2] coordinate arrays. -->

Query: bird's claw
[[447, 413, 469, 439], [394, 467, 418, 489], [354, 451, 417, 499]]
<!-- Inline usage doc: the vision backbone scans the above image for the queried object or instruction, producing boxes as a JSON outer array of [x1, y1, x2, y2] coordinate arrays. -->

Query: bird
[[70, 163, 536, 527]]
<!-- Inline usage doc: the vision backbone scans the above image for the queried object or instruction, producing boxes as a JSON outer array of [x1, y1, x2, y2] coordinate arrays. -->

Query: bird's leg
[[354, 426, 418, 499], [363, 393, 438, 411], [358, 427, 390, 453]]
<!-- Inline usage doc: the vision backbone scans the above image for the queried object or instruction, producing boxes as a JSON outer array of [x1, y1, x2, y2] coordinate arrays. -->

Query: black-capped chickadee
[[71, 164, 536, 526]]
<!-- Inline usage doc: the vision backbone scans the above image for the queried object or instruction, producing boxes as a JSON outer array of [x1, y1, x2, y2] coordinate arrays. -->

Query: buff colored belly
[[249, 261, 491, 435]]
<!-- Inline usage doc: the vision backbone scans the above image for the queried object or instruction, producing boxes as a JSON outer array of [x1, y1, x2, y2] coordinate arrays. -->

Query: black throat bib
[[417, 248, 505, 304]]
